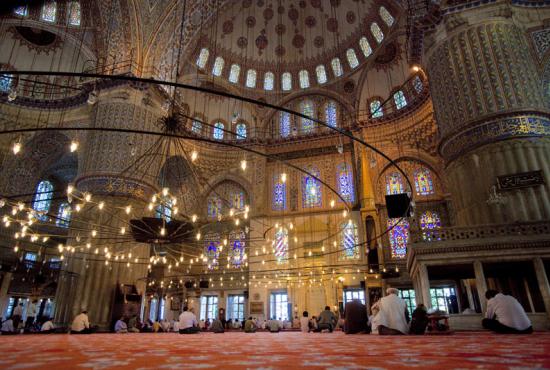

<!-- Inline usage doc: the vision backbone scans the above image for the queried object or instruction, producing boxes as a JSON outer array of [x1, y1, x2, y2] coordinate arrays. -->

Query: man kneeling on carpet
[[315, 306, 337, 332], [371, 288, 409, 335], [482, 290, 533, 334], [71, 309, 97, 334], [179, 306, 200, 334]]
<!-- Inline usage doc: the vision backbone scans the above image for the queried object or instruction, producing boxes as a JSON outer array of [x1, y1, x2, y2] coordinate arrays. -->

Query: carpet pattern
[[0, 332, 549, 369]]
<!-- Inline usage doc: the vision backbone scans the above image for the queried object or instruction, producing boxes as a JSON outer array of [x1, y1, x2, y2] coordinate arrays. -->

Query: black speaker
[[199, 280, 209, 289], [184, 281, 193, 289], [243, 290, 249, 299], [385, 193, 411, 218]]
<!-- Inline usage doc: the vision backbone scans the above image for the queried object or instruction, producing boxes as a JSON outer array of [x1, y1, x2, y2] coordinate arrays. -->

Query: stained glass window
[[315, 65, 327, 84], [272, 174, 286, 211], [33, 180, 54, 221], [387, 218, 409, 259], [336, 164, 354, 202], [14, 6, 28, 16], [340, 220, 359, 259], [236, 123, 247, 140], [413, 75, 423, 93], [246, 69, 257, 88], [359, 37, 372, 57], [299, 70, 310, 89], [386, 173, 404, 195], [280, 111, 291, 138], [371, 22, 384, 44], [420, 211, 441, 231], [370, 100, 383, 118], [213, 122, 224, 140], [346, 49, 359, 69], [0, 74, 13, 92], [191, 118, 202, 134], [156, 198, 172, 222], [301, 100, 315, 134], [207, 195, 222, 218], [414, 168, 434, 195], [264, 72, 274, 91], [229, 64, 240, 83], [394, 90, 407, 109], [231, 191, 245, 210], [41, 2, 57, 23], [67, 1, 81, 26], [302, 167, 322, 208], [229, 230, 245, 267], [331, 58, 343, 77], [274, 227, 288, 262], [282, 72, 292, 91], [56, 202, 71, 228], [380, 6, 395, 27], [212, 57, 224, 76], [325, 101, 337, 128], [205, 233, 220, 270], [196, 48, 209, 68]]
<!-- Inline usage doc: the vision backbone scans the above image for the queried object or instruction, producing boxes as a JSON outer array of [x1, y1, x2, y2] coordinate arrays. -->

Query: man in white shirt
[[371, 288, 409, 335], [178, 306, 200, 334], [114, 315, 128, 333], [71, 310, 93, 334], [12, 303, 23, 330], [267, 317, 281, 333], [40, 318, 55, 333], [482, 290, 533, 334], [1, 317, 16, 335]]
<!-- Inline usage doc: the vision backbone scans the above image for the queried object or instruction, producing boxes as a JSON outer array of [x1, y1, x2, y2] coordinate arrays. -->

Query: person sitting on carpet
[[482, 290, 533, 334], [179, 306, 200, 334], [210, 318, 224, 333], [244, 317, 257, 333], [309, 316, 318, 332], [371, 288, 409, 335], [71, 310, 94, 334], [292, 316, 300, 329], [127, 315, 140, 333], [232, 319, 242, 329], [315, 306, 337, 332], [409, 304, 429, 335], [115, 316, 128, 333], [161, 319, 171, 332], [344, 300, 369, 334], [267, 317, 281, 333], [300, 311, 310, 333], [40, 318, 55, 334], [1, 317, 16, 335]]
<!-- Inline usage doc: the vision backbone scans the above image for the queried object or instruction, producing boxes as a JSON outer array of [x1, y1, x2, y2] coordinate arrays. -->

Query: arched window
[[264, 72, 274, 91], [331, 58, 343, 77], [359, 37, 372, 57], [229, 230, 245, 267], [341, 220, 359, 259], [302, 167, 322, 208], [272, 174, 286, 211], [33, 180, 54, 221], [196, 48, 210, 68], [371, 23, 384, 44], [336, 164, 354, 202], [413, 76, 423, 93], [41, 1, 57, 23], [282, 72, 292, 91], [56, 202, 71, 228], [325, 101, 338, 128], [156, 198, 172, 222], [191, 118, 202, 134], [236, 123, 247, 140], [67, 1, 81, 26], [346, 49, 359, 69], [279, 112, 291, 138], [274, 227, 288, 262], [205, 233, 220, 270], [231, 191, 245, 210], [300, 100, 315, 134], [0, 74, 13, 93], [246, 69, 257, 88], [388, 218, 409, 259], [380, 6, 395, 27], [315, 65, 328, 84], [414, 168, 434, 195], [212, 57, 224, 76], [370, 100, 383, 118], [213, 122, 224, 140], [386, 173, 404, 195], [207, 195, 222, 219], [420, 211, 441, 231], [393, 90, 407, 109], [299, 70, 310, 89], [229, 64, 240, 83], [14, 6, 28, 17]]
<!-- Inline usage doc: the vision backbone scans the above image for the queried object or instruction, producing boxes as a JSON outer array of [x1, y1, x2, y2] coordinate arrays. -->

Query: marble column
[[418, 263, 431, 308], [473, 261, 487, 313], [0, 272, 12, 319], [533, 257, 550, 321]]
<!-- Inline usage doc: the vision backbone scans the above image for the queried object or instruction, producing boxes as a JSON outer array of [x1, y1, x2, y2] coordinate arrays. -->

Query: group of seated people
[[1, 315, 55, 335]]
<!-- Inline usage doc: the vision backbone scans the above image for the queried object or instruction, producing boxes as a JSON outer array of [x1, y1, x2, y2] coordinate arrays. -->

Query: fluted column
[[474, 261, 487, 313], [425, 5, 550, 225], [418, 263, 431, 308], [533, 257, 550, 321]]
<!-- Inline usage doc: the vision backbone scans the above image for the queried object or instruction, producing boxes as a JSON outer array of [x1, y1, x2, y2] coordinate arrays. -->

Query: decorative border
[[440, 115, 550, 161], [76, 175, 157, 201]]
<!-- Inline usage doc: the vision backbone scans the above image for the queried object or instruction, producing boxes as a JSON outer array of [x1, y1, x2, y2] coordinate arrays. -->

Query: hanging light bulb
[[196, 232, 201, 240], [240, 159, 247, 171], [12, 141, 21, 155], [343, 210, 348, 218], [235, 218, 240, 226], [98, 201, 104, 210], [160, 227, 166, 236], [120, 227, 126, 235], [191, 214, 197, 222], [70, 141, 79, 152], [310, 187, 316, 196], [281, 173, 287, 183], [125, 205, 131, 214], [191, 150, 198, 162], [148, 203, 154, 211], [330, 200, 335, 208], [162, 188, 169, 196], [173, 207, 179, 215], [84, 193, 92, 202], [67, 185, 74, 194]]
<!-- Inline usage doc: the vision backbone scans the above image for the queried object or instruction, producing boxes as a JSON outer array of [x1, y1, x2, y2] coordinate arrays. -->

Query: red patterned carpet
[[0, 331, 549, 369]]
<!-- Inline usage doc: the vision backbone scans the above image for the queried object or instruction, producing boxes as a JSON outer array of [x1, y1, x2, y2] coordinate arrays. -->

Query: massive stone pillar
[[425, 5, 550, 225], [54, 86, 163, 329]]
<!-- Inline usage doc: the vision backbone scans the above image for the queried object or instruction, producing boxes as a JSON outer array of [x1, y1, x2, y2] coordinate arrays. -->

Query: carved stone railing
[[411, 221, 550, 243]]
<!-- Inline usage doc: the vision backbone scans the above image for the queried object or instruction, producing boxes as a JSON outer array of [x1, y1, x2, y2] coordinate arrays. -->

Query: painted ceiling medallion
[[246, 16, 256, 28], [346, 11, 356, 24], [263, 7, 274, 21], [327, 18, 339, 32], [314, 36, 324, 48], [305, 16, 317, 28], [292, 34, 305, 49], [237, 37, 248, 49], [255, 33, 268, 51], [222, 20, 234, 34], [242, 0, 252, 8], [275, 23, 286, 35], [275, 45, 286, 56]]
